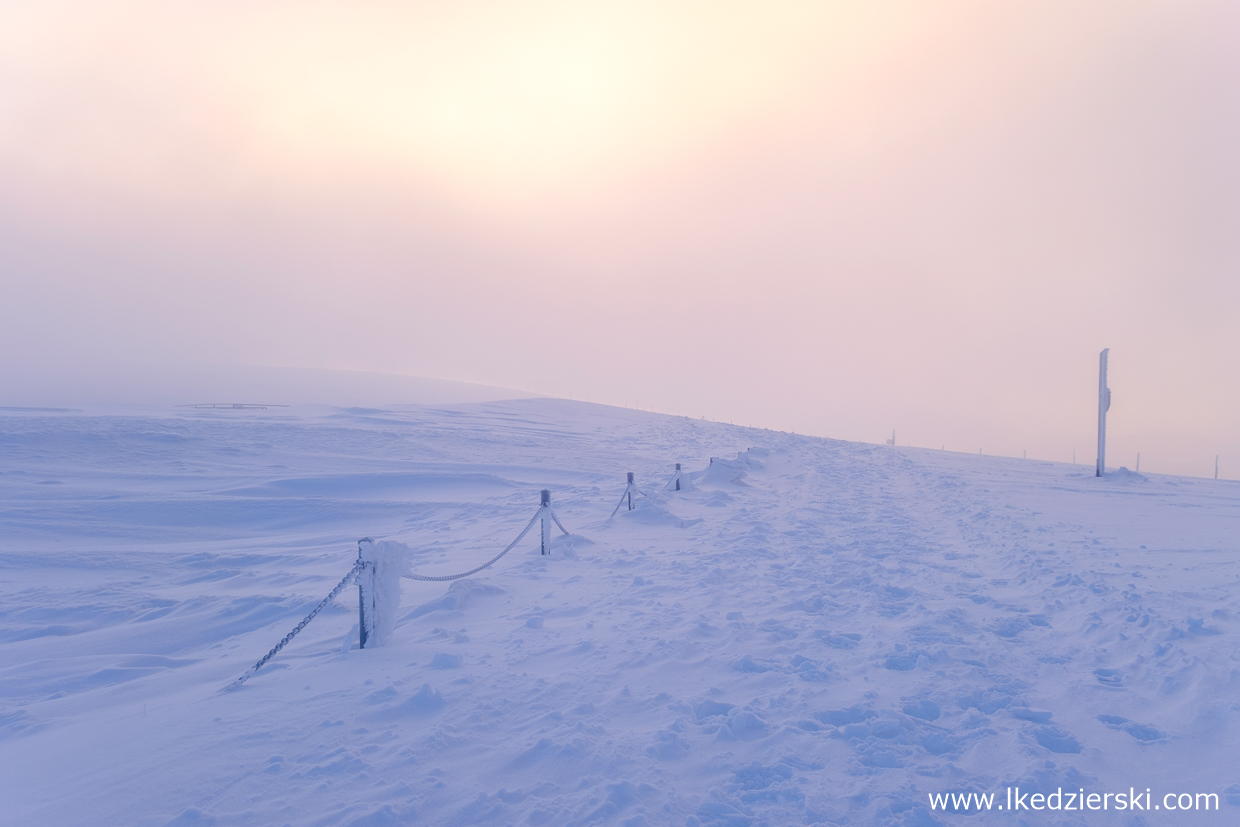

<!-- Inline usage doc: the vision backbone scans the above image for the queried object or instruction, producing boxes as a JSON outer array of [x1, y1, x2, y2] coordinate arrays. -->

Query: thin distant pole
[[1136, 453, 1140, 473], [1096, 348, 1111, 477], [1073, 448, 1076, 464], [1217, 455, 1220, 480]]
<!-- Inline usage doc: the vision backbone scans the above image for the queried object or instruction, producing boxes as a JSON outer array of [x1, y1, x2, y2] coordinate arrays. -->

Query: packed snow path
[[1, 399, 1237, 826]]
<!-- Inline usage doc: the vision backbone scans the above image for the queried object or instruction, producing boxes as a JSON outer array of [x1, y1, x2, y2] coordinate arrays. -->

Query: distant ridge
[[0, 362, 537, 408]]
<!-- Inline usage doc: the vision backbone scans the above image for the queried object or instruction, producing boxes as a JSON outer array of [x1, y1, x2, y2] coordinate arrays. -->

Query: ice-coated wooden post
[[540, 489, 552, 555], [1096, 348, 1111, 477], [674, 463, 681, 491], [626, 472, 635, 510]]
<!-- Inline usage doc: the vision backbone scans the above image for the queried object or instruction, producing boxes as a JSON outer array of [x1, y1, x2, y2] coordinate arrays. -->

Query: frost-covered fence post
[[664, 463, 692, 493], [356, 539, 407, 647], [1096, 348, 1111, 477], [540, 490, 552, 555], [609, 473, 647, 518], [357, 546, 372, 649]]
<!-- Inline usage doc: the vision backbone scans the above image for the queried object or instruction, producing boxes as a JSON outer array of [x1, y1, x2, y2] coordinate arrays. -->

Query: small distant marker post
[[1096, 348, 1111, 477], [675, 463, 681, 491], [1216, 455, 1220, 480], [610, 473, 647, 518], [886, 430, 895, 447], [1136, 453, 1141, 472], [540, 490, 552, 555]]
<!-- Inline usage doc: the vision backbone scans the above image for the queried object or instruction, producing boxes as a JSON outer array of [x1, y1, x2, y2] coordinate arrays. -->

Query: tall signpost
[[1096, 349, 1111, 477]]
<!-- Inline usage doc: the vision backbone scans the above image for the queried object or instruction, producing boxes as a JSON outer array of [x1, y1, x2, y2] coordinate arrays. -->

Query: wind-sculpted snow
[[0, 399, 1237, 825]]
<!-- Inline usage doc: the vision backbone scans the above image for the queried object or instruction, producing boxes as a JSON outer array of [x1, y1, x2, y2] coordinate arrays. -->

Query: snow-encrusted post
[[540, 490, 552, 555], [357, 548, 373, 649], [356, 539, 407, 648], [610, 473, 649, 518], [1096, 348, 1111, 477], [663, 463, 690, 493]]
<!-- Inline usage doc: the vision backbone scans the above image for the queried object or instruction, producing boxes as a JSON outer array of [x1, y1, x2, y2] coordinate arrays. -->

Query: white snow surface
[[1, 399, 1238, 826]]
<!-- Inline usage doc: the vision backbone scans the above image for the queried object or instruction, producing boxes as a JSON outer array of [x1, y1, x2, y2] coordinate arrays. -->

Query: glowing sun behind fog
[[218, 2, 937, 206], [2, 1, 936, 209]]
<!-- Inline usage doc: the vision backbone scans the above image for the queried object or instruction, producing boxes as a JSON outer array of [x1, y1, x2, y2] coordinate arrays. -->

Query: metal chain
[[403, 510, 542, 582], [228, 558, 365, 690], [609, 489, 627, 519], [609, 484, 646, 519], [549, 508, 571, 537]]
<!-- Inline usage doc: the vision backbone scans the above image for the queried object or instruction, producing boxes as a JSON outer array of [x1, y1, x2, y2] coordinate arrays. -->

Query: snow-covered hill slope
[[1, 400, 1237, 826]]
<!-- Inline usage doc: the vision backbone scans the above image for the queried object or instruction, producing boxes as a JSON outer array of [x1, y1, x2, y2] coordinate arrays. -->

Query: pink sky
[[2, 0, 1237, 477]]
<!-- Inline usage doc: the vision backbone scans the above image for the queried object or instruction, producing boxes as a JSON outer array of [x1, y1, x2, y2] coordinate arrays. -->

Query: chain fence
[[227, 500, 572, 689]]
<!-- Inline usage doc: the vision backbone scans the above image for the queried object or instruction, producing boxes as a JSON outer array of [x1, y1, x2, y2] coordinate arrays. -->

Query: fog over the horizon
[[2, 0, 1237, 478]]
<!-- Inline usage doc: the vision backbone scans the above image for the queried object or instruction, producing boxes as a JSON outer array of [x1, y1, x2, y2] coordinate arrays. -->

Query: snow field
[[0, 399, 1237, 826]]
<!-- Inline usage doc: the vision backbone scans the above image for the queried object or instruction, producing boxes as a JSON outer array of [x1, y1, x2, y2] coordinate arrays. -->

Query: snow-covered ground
[[1, 399, 1237, 826]]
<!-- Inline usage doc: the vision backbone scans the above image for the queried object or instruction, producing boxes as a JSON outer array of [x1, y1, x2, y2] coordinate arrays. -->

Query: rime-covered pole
[[356, 539, 406, 648], [357, 548, 370, 649], [674, 463, 681, 491], [610, 473, 649, 517], [540, 490, 552, 555], [1096, 348, 1111, 477]]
